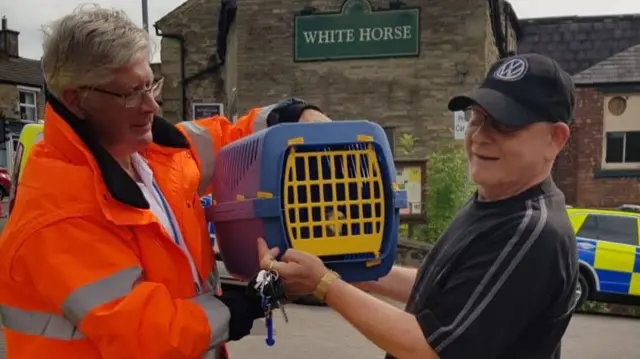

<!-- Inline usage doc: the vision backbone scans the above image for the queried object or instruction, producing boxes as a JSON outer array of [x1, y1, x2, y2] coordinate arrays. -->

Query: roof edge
[[574, 80, 640, 87], [0, 79, 43, 88], [519, 13, 640, 25], [155, 0, 202, 28]]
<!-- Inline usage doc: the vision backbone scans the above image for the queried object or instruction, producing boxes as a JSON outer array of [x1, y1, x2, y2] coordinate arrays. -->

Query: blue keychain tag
[[265, 312, 275, 346], [262, 295, 275, 346], [254, 269, 288, 347]]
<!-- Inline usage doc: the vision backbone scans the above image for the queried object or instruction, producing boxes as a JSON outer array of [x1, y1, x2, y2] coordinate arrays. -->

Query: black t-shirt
[[386, 177, 578, 359]]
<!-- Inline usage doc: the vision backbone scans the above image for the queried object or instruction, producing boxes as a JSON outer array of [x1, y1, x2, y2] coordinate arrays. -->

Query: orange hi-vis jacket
[[0, 92, 276, 359]]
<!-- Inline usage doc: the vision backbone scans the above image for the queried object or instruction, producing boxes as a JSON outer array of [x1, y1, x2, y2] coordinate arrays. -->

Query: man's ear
[[61, 88, 88, 119], [547, 122, 570, 160]]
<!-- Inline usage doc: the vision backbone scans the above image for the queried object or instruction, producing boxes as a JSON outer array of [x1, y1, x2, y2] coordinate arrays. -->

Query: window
[[18, 88, 38, 122], [576, 214, 638, 246], [605, 131, 640, 164], [576, 214, 598, 239], [603, 95, 640, 169]]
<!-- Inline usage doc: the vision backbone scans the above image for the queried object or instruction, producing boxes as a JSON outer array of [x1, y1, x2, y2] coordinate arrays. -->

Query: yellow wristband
[[313, 271, 341, 302]]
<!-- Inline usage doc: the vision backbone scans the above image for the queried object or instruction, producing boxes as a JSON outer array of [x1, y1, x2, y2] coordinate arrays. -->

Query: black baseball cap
[[448, 53, 575, 127]]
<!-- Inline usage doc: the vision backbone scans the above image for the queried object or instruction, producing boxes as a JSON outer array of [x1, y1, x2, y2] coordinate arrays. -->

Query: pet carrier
[[207, 120, 407, 282]]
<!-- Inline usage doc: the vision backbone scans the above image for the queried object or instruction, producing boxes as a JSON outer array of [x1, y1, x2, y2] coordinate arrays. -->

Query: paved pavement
[[228, 307, 639, 359], [0, 303, 638, 358]]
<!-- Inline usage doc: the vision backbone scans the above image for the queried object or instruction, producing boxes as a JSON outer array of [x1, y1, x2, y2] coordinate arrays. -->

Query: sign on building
[[293, 0, 420, 62], [192, 103, 224, 120], [394, 159, 426, 224], [453, 111, 467, 140]]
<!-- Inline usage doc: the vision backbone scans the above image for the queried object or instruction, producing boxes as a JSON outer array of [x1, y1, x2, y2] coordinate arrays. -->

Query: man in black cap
[[256, 53, 578, 359]]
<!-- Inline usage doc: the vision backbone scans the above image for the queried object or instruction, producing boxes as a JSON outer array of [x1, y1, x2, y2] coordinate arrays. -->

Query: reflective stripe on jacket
[[0, 92, 271, 359]]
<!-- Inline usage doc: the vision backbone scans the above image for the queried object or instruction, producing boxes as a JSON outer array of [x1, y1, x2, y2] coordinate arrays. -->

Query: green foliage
[[398, 133, 418, 156], [421, 143, 475, 243]]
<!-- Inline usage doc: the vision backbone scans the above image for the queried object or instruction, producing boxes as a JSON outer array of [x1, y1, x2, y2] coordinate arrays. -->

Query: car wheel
[[574, 273, 589, 311]]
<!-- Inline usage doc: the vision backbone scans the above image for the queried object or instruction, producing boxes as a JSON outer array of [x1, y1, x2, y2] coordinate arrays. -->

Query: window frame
[[602, 94, 640, 170], [602, 131, 640, 169], [17, 85, 40, 123]]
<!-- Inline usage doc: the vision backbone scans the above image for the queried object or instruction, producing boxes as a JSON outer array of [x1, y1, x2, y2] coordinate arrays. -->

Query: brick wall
[[555, 87, 640, 208], [157, 0, 520, 157]]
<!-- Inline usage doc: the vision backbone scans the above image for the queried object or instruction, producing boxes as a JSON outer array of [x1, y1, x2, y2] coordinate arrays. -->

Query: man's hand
[[256, 239, 436, 358], [299, 109, 332, 123], [257, 237, 329, 296]]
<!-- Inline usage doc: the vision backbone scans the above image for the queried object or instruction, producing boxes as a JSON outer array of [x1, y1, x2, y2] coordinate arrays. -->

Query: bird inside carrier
[[282, 142, 386, 263]]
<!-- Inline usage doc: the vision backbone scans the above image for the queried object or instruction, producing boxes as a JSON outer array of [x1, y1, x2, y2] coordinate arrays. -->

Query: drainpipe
[[154, 25, 187, 122], [488, 0, 507, 59]]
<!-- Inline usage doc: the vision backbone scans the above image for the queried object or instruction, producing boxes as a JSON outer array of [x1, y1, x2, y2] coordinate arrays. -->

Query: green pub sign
[[293, 0, 420, 62]]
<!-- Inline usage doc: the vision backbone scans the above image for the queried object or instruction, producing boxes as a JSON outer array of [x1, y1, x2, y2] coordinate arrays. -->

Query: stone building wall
[[156, 0, 226, 123], [0, 83, 44, 121], [0, 84, 19, 120], [156, 0, 520, 157], [485, 0, 519, 71], [150, 62, 164, 117]]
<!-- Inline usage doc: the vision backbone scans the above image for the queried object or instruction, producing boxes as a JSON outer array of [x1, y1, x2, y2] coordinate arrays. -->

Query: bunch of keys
[[248, 269, 289, 346]]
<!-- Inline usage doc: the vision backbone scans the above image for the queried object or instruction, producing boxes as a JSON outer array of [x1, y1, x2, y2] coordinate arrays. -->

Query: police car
[[569, 205, 640, 309]]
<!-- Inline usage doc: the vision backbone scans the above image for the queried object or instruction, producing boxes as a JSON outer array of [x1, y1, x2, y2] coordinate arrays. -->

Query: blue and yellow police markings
[[633, 247, 640, 295], [577, 236, 640, 296]]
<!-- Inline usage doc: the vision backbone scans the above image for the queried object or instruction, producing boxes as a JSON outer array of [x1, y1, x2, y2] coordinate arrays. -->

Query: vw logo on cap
[[493, 57, 528, 81]]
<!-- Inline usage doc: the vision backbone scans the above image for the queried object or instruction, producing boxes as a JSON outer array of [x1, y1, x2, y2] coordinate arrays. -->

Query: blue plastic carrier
[[207, 120, 407, 282]]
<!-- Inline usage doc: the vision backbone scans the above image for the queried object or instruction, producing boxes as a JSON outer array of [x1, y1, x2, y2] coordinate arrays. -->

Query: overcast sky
[[4, 0, 640, 62]]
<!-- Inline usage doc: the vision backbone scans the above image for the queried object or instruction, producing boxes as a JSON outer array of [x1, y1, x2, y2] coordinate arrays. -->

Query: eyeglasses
[[80, 77, 164, 108], [465, 106, 521, 135]]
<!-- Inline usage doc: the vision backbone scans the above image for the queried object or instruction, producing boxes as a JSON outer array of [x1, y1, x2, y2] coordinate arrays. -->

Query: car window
[[577, 214, 638, 246], [576, 214, 598, 239]]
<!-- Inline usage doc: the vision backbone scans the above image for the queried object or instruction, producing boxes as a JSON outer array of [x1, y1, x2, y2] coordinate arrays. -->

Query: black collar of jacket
[[45, 89, 190, 209]]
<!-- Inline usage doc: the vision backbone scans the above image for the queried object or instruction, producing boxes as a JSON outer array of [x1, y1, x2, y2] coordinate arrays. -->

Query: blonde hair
[[41, 4, 152, 98]]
